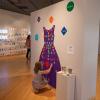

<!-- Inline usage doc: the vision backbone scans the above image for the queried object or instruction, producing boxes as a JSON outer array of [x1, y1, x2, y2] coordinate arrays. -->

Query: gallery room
[[0, 0, 100, 100]]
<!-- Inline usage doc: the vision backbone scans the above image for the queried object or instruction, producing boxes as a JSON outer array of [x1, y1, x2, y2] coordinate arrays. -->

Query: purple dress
[[39, 25, 61, 88]]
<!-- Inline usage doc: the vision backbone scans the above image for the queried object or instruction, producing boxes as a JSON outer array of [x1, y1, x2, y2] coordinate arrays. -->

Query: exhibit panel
[[0, 9, 30, 56], [31, 0, 99, 100], [0, 28, 29, 56], [31, 0, 83, 99]]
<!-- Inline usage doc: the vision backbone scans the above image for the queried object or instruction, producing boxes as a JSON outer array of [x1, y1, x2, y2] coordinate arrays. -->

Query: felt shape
[[37, 17, 41, 22], [67, 1, 74, 12], [35, 34, 39, 40], [61, 26, 67, 35], [49, 16, 54, 24], [44, 60, 49, 68]]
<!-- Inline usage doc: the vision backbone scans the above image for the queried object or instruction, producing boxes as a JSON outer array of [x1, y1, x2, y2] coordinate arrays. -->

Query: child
[[32, 61, 52, 93]]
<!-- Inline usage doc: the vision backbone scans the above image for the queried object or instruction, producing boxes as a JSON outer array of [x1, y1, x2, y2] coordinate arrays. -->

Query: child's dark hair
[[34, 62, 41, 74]]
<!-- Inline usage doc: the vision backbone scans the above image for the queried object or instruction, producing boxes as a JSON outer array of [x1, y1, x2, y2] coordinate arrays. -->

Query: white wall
[[98, 24, 100, 54], [0, 9, 31, 57], [31, 0, 83, 100], [31, 0, 100, 100], [81, 0, 100, 100], [0, 9, 30, 32], [98, 10, 100, 54]]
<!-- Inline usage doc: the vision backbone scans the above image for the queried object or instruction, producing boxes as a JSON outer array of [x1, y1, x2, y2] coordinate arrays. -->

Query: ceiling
[[0, 0, 63, 15]]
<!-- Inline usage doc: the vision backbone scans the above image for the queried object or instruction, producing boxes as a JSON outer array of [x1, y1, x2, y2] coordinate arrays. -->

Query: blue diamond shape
[[61, 26, 67, 35]]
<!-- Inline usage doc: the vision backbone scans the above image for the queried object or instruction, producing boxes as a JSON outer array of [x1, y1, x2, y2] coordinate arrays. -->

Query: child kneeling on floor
[[32, 61, 52, 93]]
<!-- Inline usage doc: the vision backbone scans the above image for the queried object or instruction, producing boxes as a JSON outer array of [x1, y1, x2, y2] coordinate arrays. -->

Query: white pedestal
[[56, 71, 75, 100]]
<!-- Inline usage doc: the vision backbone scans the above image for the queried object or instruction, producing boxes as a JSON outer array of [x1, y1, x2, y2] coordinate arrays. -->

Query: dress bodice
[[43, 25, 55, 45]]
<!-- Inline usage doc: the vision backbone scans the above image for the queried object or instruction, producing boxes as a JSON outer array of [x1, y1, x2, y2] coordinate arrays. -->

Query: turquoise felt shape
[[35, 34, 39, 40]]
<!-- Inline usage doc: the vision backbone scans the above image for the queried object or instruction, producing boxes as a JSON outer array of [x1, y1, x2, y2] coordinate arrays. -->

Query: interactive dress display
[[39, 25, 61, 88]]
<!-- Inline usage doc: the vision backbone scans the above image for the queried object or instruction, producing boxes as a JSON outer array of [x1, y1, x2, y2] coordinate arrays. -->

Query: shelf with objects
[[0, 28, 29, 56]]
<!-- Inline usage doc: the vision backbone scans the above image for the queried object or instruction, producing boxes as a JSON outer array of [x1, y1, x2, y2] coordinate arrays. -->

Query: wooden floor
[[0, 55, 100, 100], [96, 55, 100, 100], [0, 55, 55, 100], [0, 55, 31, 78]]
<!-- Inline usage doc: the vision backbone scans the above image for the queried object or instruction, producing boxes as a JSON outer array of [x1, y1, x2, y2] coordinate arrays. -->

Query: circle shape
[[67, 1, 74, 12]]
